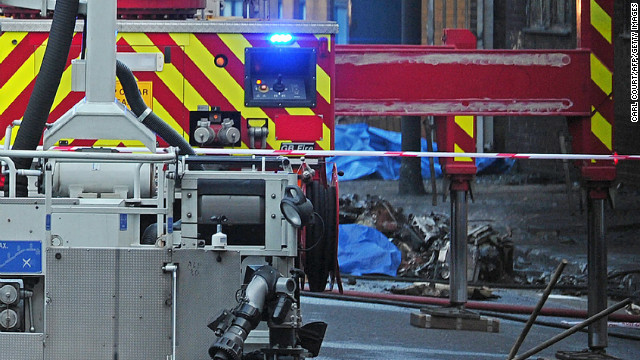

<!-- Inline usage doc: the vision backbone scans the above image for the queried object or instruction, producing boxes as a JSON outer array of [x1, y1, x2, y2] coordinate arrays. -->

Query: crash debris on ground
[[338, 193, 640, 304], [339, 194, 514, 283]]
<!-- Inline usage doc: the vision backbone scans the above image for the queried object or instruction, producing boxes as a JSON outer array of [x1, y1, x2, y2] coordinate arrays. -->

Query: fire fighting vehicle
[[0, 1, 339, 359]]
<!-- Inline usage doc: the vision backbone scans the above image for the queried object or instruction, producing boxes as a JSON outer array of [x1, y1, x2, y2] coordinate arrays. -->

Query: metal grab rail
[[0, 148, 177, 162], [0, 148, 177, 198]]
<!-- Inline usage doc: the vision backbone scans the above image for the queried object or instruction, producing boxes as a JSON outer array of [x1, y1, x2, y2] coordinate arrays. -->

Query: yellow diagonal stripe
[[590, 53, 612, 95], [93, 139, 146, 147], [455, 116, 474, 138], [218, 33, 252, 64], [590, 0, 612, 44], [0, 48, 39, 114], [454, 143, 472, 162], [316, 65, 331, 104], [317, 123, 331, 150], [591, 110, 612, 151], [51, 66, 74, 111], [285, 108, 315, 116], [0, 32, 27, 63]]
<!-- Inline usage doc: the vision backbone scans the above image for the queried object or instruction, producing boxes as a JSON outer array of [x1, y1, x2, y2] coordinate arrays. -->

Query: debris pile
[[339, 194, 514, 282]]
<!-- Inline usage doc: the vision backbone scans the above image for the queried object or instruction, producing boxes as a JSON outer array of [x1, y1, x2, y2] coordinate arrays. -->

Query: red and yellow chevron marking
[[588, 0, 613, 153], [577, 0, 614, 152], [569, 0, 614, 180], [1, 28, 335, 151], [434, 115, 477, 175], [453, 116, 474, 163]]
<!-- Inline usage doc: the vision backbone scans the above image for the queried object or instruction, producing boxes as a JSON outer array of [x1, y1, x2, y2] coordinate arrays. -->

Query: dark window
[[525, 0, 571, 35]]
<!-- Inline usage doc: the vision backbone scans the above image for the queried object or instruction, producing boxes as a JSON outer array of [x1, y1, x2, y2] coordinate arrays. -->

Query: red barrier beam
[[335, 45, 591, 117]]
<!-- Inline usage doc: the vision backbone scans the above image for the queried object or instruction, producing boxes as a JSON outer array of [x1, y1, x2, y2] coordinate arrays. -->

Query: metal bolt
[[271, 214, 276, 219], [187, 212, 192, 218], [187, 193, 192, 198], [271, 194, 276, 199]]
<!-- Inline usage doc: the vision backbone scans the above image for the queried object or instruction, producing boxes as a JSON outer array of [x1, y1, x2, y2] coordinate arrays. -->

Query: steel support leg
[[587, 198, 607, 350], [450, 189, 468, 306], [556, 189, 618, 360], [412, 179, 498, 332]]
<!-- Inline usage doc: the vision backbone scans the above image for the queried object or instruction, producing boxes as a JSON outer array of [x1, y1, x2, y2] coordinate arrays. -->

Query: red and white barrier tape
[[49, 147, 640, 161]]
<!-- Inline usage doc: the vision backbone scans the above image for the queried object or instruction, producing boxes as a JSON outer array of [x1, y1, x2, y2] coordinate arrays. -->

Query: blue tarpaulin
[[327, 123, 514, 181], [338, 224, 401, 277]]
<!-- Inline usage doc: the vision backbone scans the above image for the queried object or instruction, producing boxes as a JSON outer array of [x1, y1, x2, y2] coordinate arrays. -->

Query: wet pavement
[[302, 293, 640, 360]]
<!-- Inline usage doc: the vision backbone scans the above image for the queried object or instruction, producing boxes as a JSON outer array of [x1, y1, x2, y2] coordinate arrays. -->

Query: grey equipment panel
[[45, 248, 172, 360], [174, 249, 242, 359], [0, 333, 44, 359]]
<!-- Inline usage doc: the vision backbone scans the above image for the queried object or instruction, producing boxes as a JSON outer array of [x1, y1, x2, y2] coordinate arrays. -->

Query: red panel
[[335, 46, 590, 117], [275, 115, 324, 142], [443, 29, 476, 50]]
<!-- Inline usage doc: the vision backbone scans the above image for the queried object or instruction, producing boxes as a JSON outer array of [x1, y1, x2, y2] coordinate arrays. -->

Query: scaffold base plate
[[556, 350, 621, 360], [410, 312, 499, 332]]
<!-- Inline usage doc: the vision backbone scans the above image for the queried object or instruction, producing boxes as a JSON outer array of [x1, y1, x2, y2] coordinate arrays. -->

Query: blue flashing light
[[269, 33, 293, 44]]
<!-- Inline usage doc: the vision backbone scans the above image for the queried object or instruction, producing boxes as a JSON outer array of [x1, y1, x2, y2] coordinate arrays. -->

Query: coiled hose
[[8, 0, 79, 196]]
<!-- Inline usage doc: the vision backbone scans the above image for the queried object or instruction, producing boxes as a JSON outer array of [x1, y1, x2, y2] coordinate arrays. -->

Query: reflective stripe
[[590, 0, 612, 44], [590, 53, 612, 96], [0, 32, 27, 63], [455, 115, 474, 138], [51, 66, 74, 111], [317, 123, 331, 150], [218, 33, 251, 63], [454, 143, 473, 162], [93, 140, 146, 147], [0, 48, 39, 114], [316, 64, 331, 104], [591, 109, 612, 151]]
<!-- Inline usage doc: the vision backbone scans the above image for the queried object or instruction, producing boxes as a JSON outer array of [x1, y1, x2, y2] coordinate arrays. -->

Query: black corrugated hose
[[115, 60, 196, 157], [8, 0, 79, 196]]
